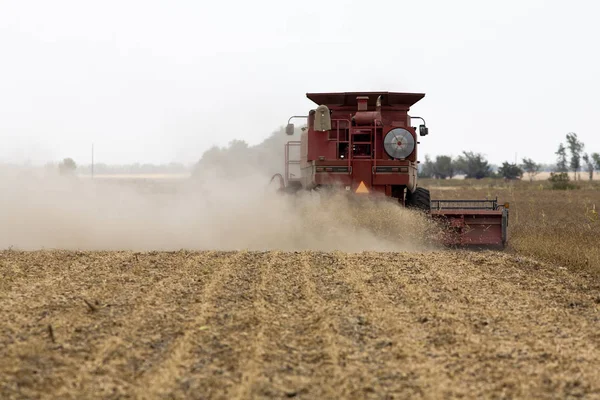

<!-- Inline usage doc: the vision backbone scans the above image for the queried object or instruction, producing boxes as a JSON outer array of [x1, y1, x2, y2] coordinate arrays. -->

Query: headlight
[[383, 128, 415, 159]]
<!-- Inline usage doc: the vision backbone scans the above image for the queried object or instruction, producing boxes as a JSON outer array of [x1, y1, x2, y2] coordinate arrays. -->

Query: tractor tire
[[406, 187, 431, 211]]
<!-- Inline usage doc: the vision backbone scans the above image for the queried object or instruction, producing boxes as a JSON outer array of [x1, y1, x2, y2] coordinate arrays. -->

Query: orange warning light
[[355, 181, 369, 194]]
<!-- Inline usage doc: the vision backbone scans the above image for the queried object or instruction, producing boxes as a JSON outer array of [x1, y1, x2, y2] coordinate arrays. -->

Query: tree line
[[419, 132, 600, 181], [52, 158, 190, 176]]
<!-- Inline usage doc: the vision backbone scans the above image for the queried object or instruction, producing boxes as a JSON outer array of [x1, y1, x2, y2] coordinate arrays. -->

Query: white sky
[[1, 0, 598, 165]]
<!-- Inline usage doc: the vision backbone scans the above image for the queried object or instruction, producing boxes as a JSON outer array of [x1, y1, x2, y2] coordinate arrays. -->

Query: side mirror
[[285, 123, 294, 135], [419, 125, 429, 136]]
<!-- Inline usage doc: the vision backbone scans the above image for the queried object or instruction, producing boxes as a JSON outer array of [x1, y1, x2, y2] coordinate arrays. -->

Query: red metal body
[[430, 210, 508, 246], [429, 199, 509, 247], [284, 92, 421, 198], [277, 91, 509, 248]]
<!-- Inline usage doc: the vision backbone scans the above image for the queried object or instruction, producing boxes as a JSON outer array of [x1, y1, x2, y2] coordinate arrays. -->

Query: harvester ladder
[[326, 119, 381, 169], [349, 124, 379, 167], [285, 141, 301, 185], [328, 119, 351, 169]]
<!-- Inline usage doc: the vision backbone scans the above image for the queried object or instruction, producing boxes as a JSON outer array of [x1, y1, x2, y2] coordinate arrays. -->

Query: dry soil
[[1, 250, 599, 399]]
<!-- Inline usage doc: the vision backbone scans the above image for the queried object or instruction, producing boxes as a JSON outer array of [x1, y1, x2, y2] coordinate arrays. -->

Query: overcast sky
[[1, 0, 598, 166]]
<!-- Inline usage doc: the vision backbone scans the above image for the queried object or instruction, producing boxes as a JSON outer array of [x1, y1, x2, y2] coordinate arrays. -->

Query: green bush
[[548, 172, 576, 190]]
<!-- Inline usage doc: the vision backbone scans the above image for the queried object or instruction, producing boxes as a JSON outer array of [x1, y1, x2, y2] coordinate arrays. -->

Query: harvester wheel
[[279, 180, 302, 195], [406, 187, 431, 211]]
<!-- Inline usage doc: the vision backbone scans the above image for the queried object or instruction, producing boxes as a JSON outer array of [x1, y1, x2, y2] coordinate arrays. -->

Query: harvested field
[[2, 250, 600, 399]]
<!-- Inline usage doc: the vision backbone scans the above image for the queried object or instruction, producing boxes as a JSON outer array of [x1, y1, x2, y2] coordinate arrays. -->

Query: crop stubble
[[1, 250, 599, 399]]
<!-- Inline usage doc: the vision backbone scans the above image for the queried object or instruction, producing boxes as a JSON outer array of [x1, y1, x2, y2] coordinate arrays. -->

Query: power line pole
[[91, 143, 94, 179]]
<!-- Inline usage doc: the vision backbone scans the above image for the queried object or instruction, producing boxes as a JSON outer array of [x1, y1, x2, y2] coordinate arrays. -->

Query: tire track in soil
[[74, 251, 220, 396], [133, 250, 251, 399], [0, 251, 89, 352], [332, 251, 600, 398], [0, 251, 220, 399], [419, 251, 600, 398], [331, 251, 434, 398], [295, 251, 344, 398], [232, 251, 347, 399], [306, 251, 399, 399], [123, 252, 222, 377], [138, 250, 264, 399], [1, 252, 175, 398], [230, 251, 281, 400], [3, 250, 600, 399]]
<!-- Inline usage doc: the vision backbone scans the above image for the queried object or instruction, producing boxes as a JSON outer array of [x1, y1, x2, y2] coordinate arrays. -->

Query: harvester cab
[[272, 91, 509, 248]]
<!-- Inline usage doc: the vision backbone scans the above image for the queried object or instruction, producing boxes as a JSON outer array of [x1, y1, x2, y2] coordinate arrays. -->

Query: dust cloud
[[0, 133, 442, 252]]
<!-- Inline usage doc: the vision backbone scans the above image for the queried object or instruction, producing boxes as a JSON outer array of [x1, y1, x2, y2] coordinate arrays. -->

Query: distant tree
[[555, 143, 568, 173], [582, 154, 595, 181], [521, 158, 541, 182], [566, 132, 584, 180], [454, 151, 492, 179], [193, 139, 265, 180], [498, 162, 523, 180], [419, 155, 434, 178], [58, 158, 77, 175], [227, 139, 250, 156], [199, 145, 223, 163], [433, 155, 454, 179], [592, 153, 600, 171]]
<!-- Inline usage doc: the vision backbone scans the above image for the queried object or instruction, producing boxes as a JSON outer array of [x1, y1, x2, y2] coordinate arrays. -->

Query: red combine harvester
[[271, 91, 509, 248]]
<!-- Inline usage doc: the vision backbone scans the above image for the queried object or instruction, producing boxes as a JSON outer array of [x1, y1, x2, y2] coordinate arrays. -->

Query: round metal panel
[[383, 128, 415, 159]]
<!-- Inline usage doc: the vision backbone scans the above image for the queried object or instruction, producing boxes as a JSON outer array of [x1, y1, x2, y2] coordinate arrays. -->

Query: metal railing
[[430, 198, 501, 210], [285, 141, 301, 184]]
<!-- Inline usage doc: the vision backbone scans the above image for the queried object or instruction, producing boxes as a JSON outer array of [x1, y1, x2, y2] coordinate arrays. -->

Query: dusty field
[[2, 250, 600, 399]]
